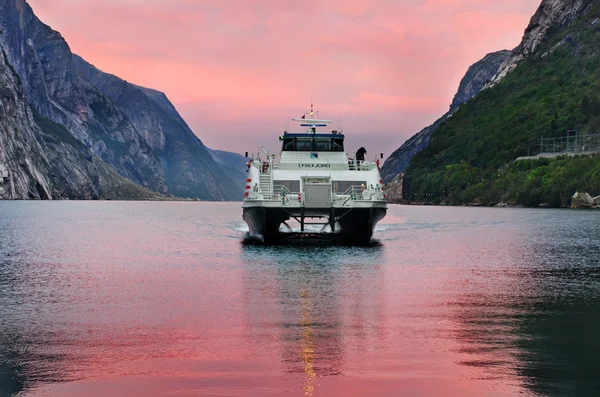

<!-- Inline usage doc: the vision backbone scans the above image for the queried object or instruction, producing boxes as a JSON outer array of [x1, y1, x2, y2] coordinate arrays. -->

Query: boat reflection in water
[[241, 245, 385, 396], [295, 288, 328, 397]]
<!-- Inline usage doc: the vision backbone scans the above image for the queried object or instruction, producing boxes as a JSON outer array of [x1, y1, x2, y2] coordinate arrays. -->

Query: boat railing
[[253, 183, 380, 204], [348, 161, 377, 171], [265, 184, 302, 205], [333, 185, 367, 204], [258, 160, 377, 172]]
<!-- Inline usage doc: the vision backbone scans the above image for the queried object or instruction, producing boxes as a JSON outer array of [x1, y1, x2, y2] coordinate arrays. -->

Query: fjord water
[[1, 202, 599, 397]]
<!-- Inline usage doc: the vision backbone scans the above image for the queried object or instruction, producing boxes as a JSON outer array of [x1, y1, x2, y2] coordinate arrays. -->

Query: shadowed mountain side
[[0, 45, 166, 200], [0, 0, 168, 193], [0, 0, 242, 200], [73, 55, 239, 200], [209, 149, 248, 193]]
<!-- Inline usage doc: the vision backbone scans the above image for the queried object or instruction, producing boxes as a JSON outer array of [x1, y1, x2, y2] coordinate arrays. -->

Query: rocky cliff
[[487, 0, 594, 87], [1, 44, 62, 200], [0, 44, 164, 200], [384, 173, 405, 204], [0, 0, 239, 200], [73, 56, 239, 200], [0, 0, 169, 193], [381, 116, 447, 183], [381, 50, 511, 183], [449, 51, 512, 112]]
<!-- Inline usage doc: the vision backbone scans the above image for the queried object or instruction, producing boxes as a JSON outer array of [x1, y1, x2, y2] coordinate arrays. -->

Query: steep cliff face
[[73, 55, 238, 200], [0, 45, 54, 200], [0, 45, 162, 200], [0, 0, 168, 193], [381, 50, 511, 183], [0, 0, 243, 200], [488, 0, 594, 86], [450, 51, 512, 112]]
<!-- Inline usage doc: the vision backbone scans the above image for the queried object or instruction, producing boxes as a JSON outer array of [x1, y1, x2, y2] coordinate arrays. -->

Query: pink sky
[[29, 0, 541, 158]]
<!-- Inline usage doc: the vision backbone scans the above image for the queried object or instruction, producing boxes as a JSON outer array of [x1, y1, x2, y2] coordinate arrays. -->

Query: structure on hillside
[[518, 131, 600, 161]]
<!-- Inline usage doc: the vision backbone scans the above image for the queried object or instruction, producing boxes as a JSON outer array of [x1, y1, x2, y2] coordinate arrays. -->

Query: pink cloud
[[28, 0, 541, 158]]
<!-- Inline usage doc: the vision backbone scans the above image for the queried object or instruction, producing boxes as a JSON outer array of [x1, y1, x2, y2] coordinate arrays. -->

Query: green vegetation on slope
[[405, 6, 600, 207], [94, 156, 164, 200], [417, 154, 600, 207]]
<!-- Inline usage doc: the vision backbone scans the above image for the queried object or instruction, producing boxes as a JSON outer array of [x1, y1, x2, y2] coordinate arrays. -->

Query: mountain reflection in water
[[450, 222, 600, 397], [0, 202, 599, 396]]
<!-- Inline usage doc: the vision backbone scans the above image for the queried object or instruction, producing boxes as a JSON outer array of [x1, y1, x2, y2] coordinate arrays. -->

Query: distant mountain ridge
[[0, 0, 241, 200], [208, 149, 248, 190]]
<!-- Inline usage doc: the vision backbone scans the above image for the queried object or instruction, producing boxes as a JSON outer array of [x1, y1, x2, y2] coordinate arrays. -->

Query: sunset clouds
[[28, 0, 541, 156]]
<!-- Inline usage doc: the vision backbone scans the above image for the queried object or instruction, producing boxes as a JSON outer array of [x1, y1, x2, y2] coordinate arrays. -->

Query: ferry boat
[[242, 106, 387, 244]]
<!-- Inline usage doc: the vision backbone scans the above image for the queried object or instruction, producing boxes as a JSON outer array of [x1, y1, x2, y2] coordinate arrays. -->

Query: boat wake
[[241, 231, 382, 247]]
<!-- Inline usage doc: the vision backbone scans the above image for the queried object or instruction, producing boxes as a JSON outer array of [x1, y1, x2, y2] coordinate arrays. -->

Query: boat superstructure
[[242, 107, 387, 244]]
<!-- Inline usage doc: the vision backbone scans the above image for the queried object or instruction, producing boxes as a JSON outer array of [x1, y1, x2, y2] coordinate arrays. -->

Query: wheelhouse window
[[283, 138, 296, 151], [314, 139, 331, 151], [296, 138, 313, 151], [332, 138, 344, 152], [281, 136, 345, 152]]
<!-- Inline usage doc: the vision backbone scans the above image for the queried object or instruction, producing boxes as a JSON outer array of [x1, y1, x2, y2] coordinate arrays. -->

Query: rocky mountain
[[0, 0, 239, 200], [209, 149, 248, 189], [0, 44, 167, 200], [381, 116, 448, 184], [403, 0, 600, 207], [487, 0, 593, 87], [449, 51, 513, 112], [73, 56, 239, 200], [381, 50, 511, 183]]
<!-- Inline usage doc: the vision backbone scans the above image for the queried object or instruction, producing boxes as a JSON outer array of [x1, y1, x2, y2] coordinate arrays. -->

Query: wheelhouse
[[280, 133, 345, 152]]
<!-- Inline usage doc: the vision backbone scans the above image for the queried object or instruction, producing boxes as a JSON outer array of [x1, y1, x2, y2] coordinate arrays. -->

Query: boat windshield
[[282, 137, 344, 152]]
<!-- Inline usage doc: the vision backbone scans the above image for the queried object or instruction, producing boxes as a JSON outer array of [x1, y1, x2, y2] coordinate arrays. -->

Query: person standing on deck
[[356, 147, 367, 164]]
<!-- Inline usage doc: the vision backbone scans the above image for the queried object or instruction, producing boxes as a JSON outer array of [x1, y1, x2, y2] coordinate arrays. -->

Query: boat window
[[332, 138, 344, 152], [333, 181, 367, 193], [274, 180, 300, 192], [296, 138, 313, 151], [282, 138, 296, 151], [314, 139, 331, 151], [281, 136, 346, 152]]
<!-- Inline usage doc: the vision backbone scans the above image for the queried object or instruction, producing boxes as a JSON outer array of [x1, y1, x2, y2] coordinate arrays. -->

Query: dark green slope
[[405, 2, 600, 207]]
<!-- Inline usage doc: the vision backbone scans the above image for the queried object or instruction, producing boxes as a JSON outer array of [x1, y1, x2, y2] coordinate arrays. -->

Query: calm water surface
[[0, 202, 599, 397]]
